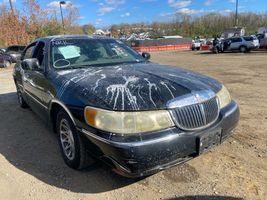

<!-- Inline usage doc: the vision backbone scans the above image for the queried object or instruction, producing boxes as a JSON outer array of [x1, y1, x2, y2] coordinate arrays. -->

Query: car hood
[[53, 63, 222, 111]]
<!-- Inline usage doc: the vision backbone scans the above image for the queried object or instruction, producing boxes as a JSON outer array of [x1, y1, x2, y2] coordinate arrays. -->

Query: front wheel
[[239, 46, 247, 53], [56, 110, 95, 169], [16, 84, 28, 108]]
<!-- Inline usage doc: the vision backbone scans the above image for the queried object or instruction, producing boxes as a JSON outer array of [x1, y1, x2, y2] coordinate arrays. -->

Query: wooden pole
[[9, 0, 14, 15], [235, 0, 239, 27]]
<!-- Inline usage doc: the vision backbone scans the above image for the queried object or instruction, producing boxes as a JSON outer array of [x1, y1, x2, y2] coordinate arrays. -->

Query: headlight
[[216, 85, 231, 109], [84, 106, 174, 134]]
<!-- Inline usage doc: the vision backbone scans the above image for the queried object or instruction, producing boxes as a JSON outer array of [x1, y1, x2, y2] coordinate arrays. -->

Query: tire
[[196, 47, 200, 51], [56, 110, 95, 169], [16, 84, 28, 108], [3, 60, 11, 68], [213, 48, 218, 54], [239, 46, 247, 53]]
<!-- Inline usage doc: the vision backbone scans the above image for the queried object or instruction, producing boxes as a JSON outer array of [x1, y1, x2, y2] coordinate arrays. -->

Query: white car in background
[[191, 38, 206, 51], [223, 36, 259, 53]]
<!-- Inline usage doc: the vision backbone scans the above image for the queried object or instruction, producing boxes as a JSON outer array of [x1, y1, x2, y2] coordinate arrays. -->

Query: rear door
[[229, 37, 242, 50]]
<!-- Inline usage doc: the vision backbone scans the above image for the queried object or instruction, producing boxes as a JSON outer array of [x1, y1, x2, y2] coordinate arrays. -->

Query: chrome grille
[[171, 97, 219, 130]]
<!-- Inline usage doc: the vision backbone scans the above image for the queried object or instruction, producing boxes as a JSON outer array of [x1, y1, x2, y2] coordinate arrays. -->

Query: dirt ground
[[0, 50, 266, 200]]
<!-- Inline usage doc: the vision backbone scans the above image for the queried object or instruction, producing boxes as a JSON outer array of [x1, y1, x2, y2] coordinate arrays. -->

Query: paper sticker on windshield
[[58, 45, 80, 59], [111, 45, 128, 56]]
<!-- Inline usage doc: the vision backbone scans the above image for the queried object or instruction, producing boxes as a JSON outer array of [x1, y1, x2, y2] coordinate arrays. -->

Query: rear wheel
[[15, 83, 28, 108], [56, 110, 95, 169], [239, 46, 247, 53]]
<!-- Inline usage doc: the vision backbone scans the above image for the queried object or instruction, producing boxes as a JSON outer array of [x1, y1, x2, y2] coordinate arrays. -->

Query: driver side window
[[33, 42, 45, 67], [22, 44, 36, 60]]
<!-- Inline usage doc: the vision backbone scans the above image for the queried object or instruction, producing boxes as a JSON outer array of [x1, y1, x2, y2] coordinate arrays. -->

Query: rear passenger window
[[33, 42, 45, 66], [244, 37, 253, 41], [23, 45, 36, 60], [231, 38, 242, 43]]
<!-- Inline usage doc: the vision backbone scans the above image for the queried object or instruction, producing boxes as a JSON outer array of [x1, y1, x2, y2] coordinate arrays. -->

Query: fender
[[49, 99, 77, 126]]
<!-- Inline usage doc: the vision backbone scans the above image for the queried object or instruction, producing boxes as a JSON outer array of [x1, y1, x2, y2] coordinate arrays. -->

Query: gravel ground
[[0, 50, 266, 200]]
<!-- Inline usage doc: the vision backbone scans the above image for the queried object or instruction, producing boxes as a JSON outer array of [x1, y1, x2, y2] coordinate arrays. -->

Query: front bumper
[[78, 101, 239, 178]]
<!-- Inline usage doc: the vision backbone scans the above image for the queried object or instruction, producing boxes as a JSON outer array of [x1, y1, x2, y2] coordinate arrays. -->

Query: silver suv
[[223, 36, 259, 53]]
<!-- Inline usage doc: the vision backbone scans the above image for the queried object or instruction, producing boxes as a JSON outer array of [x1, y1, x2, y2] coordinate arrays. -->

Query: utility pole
[[235, 0, 239, 27], [9, 0, 15, 15], [59, 1, 66, 34]]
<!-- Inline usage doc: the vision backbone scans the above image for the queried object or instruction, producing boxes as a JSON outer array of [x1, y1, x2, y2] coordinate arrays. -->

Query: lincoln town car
[[13, 35, 239, 178]]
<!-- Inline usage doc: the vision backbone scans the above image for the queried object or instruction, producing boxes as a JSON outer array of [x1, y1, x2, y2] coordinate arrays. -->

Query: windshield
[[51, 38, 145, 69]]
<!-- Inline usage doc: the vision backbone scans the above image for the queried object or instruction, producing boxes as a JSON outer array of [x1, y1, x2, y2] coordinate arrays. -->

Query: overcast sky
[[2, 0, 267, 27]]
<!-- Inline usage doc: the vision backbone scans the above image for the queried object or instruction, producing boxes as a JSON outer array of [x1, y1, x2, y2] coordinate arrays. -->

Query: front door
[[22, 42, 49, 122]]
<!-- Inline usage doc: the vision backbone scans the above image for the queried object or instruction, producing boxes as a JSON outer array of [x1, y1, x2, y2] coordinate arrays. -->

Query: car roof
[[7, 45, 26, 48], [35, 35, 114, 43]]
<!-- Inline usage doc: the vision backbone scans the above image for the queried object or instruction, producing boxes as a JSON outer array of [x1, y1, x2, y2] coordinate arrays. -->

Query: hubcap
[[60, 119, 75, 160]]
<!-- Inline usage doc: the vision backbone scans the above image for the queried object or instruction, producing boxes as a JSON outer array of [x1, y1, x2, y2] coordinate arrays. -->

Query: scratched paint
[[57, 68, 102, 98], [93, 74, 106, 92], [52, 62, 221, 111], [160, 81, 175, 98], [144, 78, 158, 107], [106, 76, 139, 109]]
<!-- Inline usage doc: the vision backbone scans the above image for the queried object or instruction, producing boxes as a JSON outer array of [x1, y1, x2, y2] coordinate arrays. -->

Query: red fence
[[201, 44, 210, 51], [133, 44, 192, 52]]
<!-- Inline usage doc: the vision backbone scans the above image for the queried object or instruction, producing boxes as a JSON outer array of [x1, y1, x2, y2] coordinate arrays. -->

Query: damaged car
[[13, 35, 240, 178]]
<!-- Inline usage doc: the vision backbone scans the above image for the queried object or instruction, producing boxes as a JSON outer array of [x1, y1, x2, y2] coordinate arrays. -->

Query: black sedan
[[13, 35, 239, 178], [6, 45, 26, 62]]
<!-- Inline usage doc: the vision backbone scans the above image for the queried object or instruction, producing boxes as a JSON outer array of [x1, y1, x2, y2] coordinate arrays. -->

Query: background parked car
[[0, 53, 12, 68], [191, 38, 206, 51], [222, 36, 259, 53], [256, 33, 267, 49], [5, 45, 26, 62], [0, 48, 6, 53]]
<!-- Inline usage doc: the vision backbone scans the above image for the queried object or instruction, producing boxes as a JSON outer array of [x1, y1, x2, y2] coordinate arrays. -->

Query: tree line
[[0, 0, 96, 47], [1, 0, 267, 47], [111, 12, 267, 39]]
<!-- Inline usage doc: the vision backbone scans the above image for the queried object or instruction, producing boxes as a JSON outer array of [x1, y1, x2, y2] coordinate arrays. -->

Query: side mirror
[[21, 58, 41, 71], [142, 52, 151, 60]]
